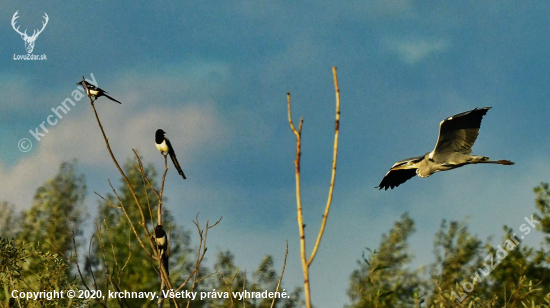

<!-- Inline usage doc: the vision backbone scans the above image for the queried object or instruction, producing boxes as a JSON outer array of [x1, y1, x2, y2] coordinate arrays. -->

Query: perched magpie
[[76, 81, 122, 104], [155, 129, 186, 179], [154, 225, 169, 275]]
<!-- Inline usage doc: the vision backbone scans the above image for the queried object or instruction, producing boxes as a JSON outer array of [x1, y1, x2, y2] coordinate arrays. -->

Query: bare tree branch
[[287, 67, 341, 308], [69, 221, 108, 308], [95, 223, 129, 308], [287, 91, 310, 307], [308, 67, 340, 266], [270, 241, 289, 308], [108, 180, 152, 259]]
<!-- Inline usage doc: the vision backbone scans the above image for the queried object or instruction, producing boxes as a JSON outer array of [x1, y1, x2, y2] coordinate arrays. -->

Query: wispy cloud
[[384, 37, 451, 64], [1, 62, 233, 210]]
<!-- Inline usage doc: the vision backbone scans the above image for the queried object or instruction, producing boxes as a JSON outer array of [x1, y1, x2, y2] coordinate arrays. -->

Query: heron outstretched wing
[[376, 168, 417, 190], [376, 155, 423, 190], [432, 107, 491, 155]]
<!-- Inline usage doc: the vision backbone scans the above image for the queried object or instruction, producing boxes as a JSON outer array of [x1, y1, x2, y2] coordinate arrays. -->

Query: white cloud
[[0, 62, 233, 210], [1, 104, 230, 208], [385, 37, 451, 64]]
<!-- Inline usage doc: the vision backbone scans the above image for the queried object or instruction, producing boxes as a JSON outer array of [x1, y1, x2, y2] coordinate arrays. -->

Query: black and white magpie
[[155, 129, 186, 179], [76, 81, 122, 104], [154, 225, 169, 275]]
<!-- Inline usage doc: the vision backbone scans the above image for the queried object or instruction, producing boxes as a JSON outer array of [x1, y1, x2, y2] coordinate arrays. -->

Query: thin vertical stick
[[270, 241, 289, 308], [308, 67, 340, 265], [158, 154, 168, 226], [287, 67, 340, 308], [287, 92, 310, 308]]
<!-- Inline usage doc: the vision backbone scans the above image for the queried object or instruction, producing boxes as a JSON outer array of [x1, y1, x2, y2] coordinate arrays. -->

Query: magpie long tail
[[104, 94, 122, 104], [162, 254, 169, 276], [169, 153, 186, 179]]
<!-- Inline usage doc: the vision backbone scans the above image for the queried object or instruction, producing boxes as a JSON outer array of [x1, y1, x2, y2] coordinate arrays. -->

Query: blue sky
[[2, 1, 550, 307]]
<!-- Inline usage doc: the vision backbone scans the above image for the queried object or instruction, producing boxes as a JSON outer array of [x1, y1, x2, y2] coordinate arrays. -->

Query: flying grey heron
[[376, 107, 514, 190]]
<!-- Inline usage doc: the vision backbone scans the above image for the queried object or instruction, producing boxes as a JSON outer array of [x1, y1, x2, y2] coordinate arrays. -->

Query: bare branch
[[95, 223, 128, 308], [103, 220, 120, 275], [84, 76, 154, 250], [133, 157, 155, 232], [308, 66, 340, 266], [183, 216, 222, 307], [287, 67, 341, 308], [69, 219, 108, 308], [108, 179, 152, 258], [270, 241, 289, 308], [85, 78, 183, 307], [95, 191, 121, 209], [218, 268, 239, 307], [120, 227, 132, 273], [88, 233, 99, 290], [159, 154, 169, 225], [133, 150, 161, 202], [287, 91, 310, 307]]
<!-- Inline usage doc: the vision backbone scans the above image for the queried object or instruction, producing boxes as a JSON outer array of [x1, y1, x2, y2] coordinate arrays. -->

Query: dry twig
[[270, 241, 289, 308], [82, 77, 179, 308]]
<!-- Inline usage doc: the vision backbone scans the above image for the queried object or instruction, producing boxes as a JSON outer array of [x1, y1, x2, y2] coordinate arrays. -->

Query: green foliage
[[0, 238, 85, 307], [6, 162, 550, 308], [428, 219, 483, 305], [534, 183, 550, 239], [348, 183, 550, 308], [0, 202, 18, 239], [20, 161, 87, 257], [347, 213, 424, 308], [0, 161, 87, 307], [430, 272, 550, 308], [0, 237, 26, 288], [87, 158, 196, 307], [204, 250, 302, 308]]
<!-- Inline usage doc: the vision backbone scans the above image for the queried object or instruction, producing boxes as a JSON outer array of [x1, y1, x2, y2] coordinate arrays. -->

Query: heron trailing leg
[[471, 156, 514, 165], [483, 159, 515, 165]]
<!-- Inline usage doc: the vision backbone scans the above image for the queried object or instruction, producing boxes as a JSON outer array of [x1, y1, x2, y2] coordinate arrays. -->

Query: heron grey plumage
[[376, 107, 514, 190]]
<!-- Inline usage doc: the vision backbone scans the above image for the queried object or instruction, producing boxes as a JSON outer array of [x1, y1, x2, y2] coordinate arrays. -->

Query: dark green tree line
[[0, 160, 301, 308], [1, 161, 87, 307], [347, 183, 550, 308]]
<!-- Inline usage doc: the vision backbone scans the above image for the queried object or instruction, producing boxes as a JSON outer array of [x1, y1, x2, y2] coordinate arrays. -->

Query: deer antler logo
[[12, 11, 49, 54]]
